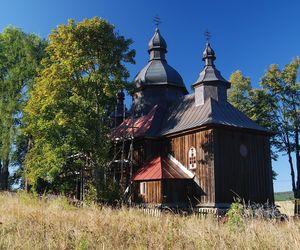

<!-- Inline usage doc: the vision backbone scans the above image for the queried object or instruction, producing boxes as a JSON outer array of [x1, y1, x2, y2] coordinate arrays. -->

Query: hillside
[[0, 192, 300, 249], [274, 191, 294, 201]]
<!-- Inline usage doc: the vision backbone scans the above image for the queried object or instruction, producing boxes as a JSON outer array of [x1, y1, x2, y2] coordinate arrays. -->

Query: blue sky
[[1, 0, 299, 192]]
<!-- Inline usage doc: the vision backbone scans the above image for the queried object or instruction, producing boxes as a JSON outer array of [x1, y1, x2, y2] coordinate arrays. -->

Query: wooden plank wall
[[214, 128, 274, 204], [144, 181, 161, 203], [132, 181, 161, 204], [162, 179, 193, 205], [131, 127, 273, 206], [168, 129, 215, 205]]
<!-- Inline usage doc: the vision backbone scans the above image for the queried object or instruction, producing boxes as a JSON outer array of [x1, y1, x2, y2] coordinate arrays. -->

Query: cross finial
[[153, 15, 162, 28], [204, 29, 211, 43]]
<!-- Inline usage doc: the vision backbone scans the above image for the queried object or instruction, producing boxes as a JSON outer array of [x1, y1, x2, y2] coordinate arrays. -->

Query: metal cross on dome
[[153, 15, 162, 28], [204, 30, 212, 43]]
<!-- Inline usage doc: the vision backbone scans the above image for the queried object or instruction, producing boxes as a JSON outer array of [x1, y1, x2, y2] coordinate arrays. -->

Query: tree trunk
[[295, 126, 300, 192], [286, 133, 296, 192], [293, 118, 300, 215], [25, 136, 33, 192], [0, 159, 9, 190]]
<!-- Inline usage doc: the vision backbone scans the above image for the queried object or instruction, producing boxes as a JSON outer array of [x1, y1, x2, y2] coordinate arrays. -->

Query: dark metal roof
[[195, 65, 228, 84], [113, 95, 269, 138], [158, 94, 269, 136], [135, 60, 186, 88], [113, 95, 269, 139], [202, 42, 215, 60]]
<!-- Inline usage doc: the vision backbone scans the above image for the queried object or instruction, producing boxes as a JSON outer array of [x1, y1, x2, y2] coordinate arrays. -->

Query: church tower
[[193, 42, 230, 106], [133, 28, 188, 116]]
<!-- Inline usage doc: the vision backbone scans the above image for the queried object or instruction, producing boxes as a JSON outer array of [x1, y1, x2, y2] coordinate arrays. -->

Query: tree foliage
[[23, 18, 135, 198], [228, 70, 252, 114], [0, 27, 45, 190], [259, 58, 300, 193]]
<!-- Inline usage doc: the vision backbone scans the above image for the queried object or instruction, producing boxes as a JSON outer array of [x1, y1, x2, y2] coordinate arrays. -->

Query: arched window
[[188, 147, 197, 170]]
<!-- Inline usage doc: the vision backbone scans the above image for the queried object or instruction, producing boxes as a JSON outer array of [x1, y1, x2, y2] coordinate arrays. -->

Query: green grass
[[274, 191, 294, 201]]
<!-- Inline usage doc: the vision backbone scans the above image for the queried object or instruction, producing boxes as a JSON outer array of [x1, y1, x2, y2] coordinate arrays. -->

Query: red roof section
[[111, 105, 157, 139], [132, 156, 192, 181]]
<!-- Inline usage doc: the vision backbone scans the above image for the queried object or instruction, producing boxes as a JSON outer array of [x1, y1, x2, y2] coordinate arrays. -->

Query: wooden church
[[111, 28, 274, 209]]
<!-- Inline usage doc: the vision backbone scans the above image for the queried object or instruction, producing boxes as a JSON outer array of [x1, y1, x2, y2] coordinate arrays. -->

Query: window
[[188, 147, 197, 170], [140, 182, 146, 195], [240, 144, 248, 158]]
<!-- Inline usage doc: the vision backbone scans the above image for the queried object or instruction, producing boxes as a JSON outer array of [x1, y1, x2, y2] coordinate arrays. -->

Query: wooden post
[[295, 199, 300, 216]]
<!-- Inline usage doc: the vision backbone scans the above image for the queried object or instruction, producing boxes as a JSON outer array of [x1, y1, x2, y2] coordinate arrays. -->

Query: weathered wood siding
[[162, 179, 195, 205], [167, 127, 274, 206], [133, 180, 161, 204], [168, 129, 215, 205], [133, 179, 195, 206], [131, 126, 273, 207], [213, 128, 274, 204]]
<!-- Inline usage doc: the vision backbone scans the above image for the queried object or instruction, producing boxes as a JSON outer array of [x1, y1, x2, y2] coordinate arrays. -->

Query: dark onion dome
[[148, 28, 167, 52], [134, 28, 187, 93], [202, 42, 215, 62], [193, 42, 230, 88]]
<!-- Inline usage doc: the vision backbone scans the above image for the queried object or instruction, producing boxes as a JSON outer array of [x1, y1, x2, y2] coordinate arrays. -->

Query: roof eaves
[[168, 154, 194, 179]]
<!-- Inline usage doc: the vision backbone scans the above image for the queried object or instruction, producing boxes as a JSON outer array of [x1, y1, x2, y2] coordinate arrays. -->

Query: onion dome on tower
[[192, 42, 231, 106], [133, 28, 188, 116]]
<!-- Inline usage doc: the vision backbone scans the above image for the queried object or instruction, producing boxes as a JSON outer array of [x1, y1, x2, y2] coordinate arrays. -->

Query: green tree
[[259, 58, 300, 195], [24, 18, 135, 199], [228, 70, 252, 114], [0, 27, 45, 190]]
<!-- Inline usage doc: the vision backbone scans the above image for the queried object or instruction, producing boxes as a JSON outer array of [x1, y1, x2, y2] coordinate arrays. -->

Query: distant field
[[274, 191, 294, 201], [274, 191, 295, 216], [1, 192, 300, 249]]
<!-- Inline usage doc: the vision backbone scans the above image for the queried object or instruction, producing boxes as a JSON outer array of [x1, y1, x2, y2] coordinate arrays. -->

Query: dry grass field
[[276, 200, 294, 217], [0, 192, 300, 249]]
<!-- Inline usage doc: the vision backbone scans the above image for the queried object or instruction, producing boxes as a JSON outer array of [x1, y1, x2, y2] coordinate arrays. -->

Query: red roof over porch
[[132, 156, 192, 181]]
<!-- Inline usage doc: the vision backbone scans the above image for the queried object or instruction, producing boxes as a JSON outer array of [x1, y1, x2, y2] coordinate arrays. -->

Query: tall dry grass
[[276, 200, 294, 217], [0, 192, 300, 249]]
